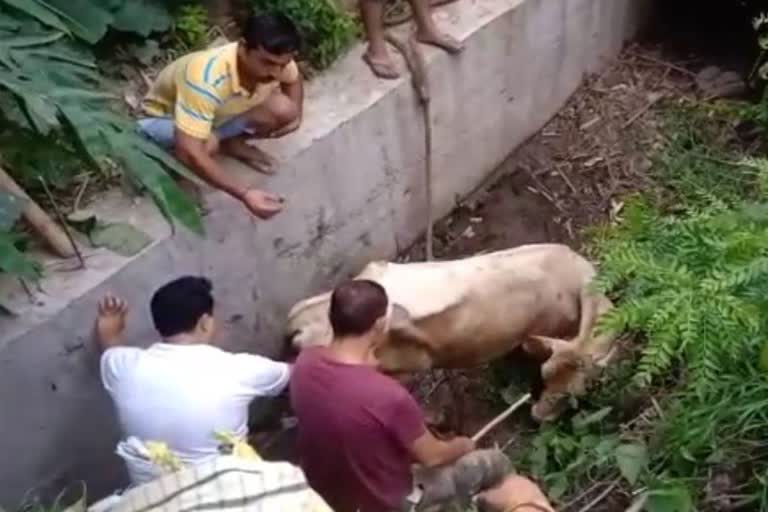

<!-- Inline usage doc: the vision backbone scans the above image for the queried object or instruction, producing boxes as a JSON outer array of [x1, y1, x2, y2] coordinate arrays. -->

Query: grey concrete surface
[[0, 0, 651, 506]]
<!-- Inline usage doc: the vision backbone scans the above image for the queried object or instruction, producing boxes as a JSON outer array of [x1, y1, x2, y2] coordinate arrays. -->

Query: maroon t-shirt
[[290, 347, 426, 512]]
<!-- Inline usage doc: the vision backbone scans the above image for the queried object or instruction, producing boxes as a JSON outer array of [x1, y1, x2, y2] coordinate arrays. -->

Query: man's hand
[[410, 431, 475, 468], [476, 475, 554, 512], [242, 188, 284, 219], [95, 295, 129, 350], [453, 436, 476, 456]]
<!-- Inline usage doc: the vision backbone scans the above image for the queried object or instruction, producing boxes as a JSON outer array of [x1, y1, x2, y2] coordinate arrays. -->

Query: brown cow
[[285, 244, 619, 421]]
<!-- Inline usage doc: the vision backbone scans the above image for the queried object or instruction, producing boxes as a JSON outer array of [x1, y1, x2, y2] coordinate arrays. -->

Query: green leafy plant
[[0, 0, 203, 280], [592, 194, 768, 393], [0, 191, 39, 278], [3, 0, 171, 43], [171, 3, 211, 51], [251, 0, 359, 70], [0, 10, 203, 231]]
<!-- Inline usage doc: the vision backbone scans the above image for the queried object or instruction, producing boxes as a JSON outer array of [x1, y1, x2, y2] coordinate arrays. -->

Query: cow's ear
[[524, 335, 571, 360]]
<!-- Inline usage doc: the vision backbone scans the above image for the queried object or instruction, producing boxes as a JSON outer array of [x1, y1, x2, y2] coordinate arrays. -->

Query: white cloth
[[101, 343, 290, 484]]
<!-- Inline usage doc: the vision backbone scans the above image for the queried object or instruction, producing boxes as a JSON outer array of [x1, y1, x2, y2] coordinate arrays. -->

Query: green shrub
[[250, 0, 359, 71], [171, 3, 211, 51], [593, 195, 768, 393]]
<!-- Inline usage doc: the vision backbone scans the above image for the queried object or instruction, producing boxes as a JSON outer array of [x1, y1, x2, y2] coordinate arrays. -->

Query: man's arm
[[389, 390, 475, 468], [408, 430, 475, 468], [233, 354, 292, 397], [175, 131, 283, 220], [269, 71, 304, 138]]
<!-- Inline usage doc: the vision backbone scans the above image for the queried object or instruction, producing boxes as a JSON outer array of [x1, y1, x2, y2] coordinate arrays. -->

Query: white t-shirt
[[101, 343, 290, 470]]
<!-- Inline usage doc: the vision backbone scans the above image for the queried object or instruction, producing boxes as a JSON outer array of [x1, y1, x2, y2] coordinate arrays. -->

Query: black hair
[[150, 276, 214, 338], [243, 12, 301, 55], [329, 280, 389, 338]]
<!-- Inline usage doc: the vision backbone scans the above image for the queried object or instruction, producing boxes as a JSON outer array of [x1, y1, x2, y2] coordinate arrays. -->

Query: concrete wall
[[0, 0, 651, 506]]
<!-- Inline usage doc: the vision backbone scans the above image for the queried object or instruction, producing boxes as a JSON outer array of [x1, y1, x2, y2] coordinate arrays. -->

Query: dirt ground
[[254, 40, 713, 508]]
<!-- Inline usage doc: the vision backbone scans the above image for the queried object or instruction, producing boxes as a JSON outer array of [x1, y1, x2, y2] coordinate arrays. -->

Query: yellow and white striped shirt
[[142, 42, 299, 139]]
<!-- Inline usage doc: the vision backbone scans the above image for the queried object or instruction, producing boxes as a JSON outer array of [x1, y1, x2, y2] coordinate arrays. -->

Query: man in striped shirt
[[138, 13, 304, 220]]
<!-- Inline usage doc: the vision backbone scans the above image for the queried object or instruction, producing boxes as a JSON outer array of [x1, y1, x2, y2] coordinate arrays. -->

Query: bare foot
[[221, 137, 277, 175], [363, 51, 400, 79], [415, 30, 464, 54], [95, 295, 129, 347]]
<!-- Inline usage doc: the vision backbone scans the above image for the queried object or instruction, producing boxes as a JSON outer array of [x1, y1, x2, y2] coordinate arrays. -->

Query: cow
[[285, 243, 619, 421]]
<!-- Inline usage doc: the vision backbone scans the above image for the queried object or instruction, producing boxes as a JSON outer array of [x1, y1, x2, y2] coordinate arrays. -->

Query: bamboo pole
[[472, 393, 532, 443], [0, 166, 77, 259]]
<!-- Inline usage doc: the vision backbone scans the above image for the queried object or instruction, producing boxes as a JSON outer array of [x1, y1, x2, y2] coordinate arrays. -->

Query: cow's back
[[370, 244, 596, 367]]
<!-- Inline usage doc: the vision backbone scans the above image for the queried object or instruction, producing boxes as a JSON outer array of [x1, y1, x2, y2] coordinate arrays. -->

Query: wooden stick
[[472, 393, 532, 442], [38, 176, 85, 268], [575, 479, 620, 512], [0, 167, 77, 259]]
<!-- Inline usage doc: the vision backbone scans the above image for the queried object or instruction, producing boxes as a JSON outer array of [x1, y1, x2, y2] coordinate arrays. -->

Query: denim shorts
[[136, 115, 251, 149]]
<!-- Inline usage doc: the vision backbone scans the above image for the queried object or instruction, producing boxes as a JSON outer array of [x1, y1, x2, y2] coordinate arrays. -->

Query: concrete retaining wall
[[0, 0, 651, 506]]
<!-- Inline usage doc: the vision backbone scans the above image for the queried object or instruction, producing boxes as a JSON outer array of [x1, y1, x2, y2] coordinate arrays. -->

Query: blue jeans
[[136, 115, 251, 149]]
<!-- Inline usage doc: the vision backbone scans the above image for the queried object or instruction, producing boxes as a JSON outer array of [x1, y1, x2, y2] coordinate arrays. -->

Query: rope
[[384, 33, 434, 260], [379, 0, 462, 260]]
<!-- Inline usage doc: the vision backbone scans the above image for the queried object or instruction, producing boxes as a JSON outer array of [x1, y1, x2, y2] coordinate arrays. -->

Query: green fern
[[593, 195, 768, 395]]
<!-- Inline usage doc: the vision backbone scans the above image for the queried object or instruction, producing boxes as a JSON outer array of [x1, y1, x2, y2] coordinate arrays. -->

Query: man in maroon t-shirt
[[290, 279, 510, 512]]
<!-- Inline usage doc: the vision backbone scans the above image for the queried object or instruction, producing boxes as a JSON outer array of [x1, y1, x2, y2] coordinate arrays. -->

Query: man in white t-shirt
[[95, 276, 291, 485]]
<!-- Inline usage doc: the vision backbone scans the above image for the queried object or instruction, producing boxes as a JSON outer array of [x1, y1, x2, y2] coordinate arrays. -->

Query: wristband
[[237, 187, 251, 201]]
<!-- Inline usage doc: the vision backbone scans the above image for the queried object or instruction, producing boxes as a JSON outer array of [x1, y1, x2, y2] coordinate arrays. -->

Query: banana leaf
[[59, 104, 204, 235], [0, 0, 170, 43], [0, 231, 40, 278], [0, 190, 23, 230], [0, 0, 70, 35], [0, 8, 204, 236]]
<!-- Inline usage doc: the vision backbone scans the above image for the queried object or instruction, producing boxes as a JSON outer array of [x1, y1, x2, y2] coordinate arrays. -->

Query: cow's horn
[[531, 335, 568, 348]]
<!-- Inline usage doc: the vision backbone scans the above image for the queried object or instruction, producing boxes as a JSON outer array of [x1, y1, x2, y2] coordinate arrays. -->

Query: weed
[[171, 3, 212, 51], [250, 0, 359, 71]]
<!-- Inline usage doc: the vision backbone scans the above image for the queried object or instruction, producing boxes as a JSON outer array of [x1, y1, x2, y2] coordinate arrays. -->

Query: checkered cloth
[[89, 454, 332, 512]]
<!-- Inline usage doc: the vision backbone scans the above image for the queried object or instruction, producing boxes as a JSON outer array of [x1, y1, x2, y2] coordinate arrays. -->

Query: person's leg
[[408, 0, 464, 53], [360, 0, 400, 79], [137, 117, 220, 155], [414, 449, 512, 510], [217, 91, 299, 174], [136, 117, 176, 150]]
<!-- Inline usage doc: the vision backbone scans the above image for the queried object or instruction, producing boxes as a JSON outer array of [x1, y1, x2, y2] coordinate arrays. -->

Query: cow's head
[[286, 295, 435, 373], [523, 334, 617, 422], [285, 292, 334, 352]]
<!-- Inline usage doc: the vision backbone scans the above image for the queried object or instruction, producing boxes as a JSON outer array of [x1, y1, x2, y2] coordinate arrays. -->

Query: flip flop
[[363, 53, 401, 80], [415, 33, 465, 55]]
